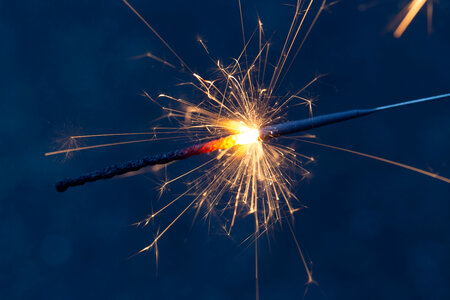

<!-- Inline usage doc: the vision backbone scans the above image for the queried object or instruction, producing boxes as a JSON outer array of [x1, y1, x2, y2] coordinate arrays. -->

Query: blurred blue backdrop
[[1, 0, 449, 299]]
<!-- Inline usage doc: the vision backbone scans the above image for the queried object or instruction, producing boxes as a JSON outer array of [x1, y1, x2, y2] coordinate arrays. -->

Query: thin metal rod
[[259, 109, 375, 140], [260, 93, 450, 140], [374, 93, 450, 111]]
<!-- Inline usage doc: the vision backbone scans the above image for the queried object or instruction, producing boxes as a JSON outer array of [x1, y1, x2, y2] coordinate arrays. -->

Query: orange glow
[[393, 0, 427, 38]]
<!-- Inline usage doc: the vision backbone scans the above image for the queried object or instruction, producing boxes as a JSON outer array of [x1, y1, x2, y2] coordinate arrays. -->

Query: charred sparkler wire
[[55, 93, 449, 192]]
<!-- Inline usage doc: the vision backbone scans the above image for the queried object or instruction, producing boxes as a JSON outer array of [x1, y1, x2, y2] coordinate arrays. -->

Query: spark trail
[[390, 0, 434, 37], [55, 93, 450, 192]]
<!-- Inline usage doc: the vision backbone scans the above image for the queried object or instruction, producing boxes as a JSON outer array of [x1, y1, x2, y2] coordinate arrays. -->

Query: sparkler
[[50, 0, 332, 238], [54, 93, 450, 193], [49, 0, 449, 296]]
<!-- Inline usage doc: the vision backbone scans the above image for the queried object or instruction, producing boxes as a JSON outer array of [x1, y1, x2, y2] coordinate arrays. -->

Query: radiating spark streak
[[123, 0, 193, 73], [134, 184, 197, 227], [393, 0, 427, 38], [138, 196, 198, 253], [196, 36, 209, 54], [154, 228, 159, 275], [262, 42, 270, 84], [295, 139, 450, 183], [257, 18, 263, 84], [229, 155, 251, 231], [266, 75, 321, 121], [239, 225, 271, 252], [255, 225, 259, 300], [45, 137, 180, 156], [238, 0, 248, 68], [269, 0, 315, 97], [70, 132, 158, 139], [234, 26, 260, 70], [141, 90, 162, 108], [130, 51, 175, 68], [270, 0, 304, 92], [281, 0, 327, 87], [160, 156, 218, 189], [287, 219, 315, 284]]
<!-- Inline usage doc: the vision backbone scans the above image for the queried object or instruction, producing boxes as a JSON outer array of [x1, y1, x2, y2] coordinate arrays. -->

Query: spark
[[45, 136, 184, 156], [294, 138, 450, 184], [391, 0, 434, 38], [129, 51, 175, 69], [196, 35, 210, 54]]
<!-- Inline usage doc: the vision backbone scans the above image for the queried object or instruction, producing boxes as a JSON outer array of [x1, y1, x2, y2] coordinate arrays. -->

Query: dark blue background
[[2, 0, 449, 299]]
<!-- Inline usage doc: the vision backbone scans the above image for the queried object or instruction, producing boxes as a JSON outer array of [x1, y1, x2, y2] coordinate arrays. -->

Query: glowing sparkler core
[[235, 126, 260, 145]]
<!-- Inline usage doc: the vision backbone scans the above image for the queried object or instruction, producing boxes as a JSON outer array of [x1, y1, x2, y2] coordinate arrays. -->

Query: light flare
[[390, 0, 434, 38]]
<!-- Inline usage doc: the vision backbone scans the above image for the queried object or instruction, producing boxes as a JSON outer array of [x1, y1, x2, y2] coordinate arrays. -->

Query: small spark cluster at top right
[[390, 0, 434, 38]]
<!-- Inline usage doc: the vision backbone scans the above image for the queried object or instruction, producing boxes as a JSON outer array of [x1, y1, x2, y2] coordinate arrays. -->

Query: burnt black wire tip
[[54, 152, 184, 192], [56, 182, 69, 192], [54, 141, 222, 192]]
